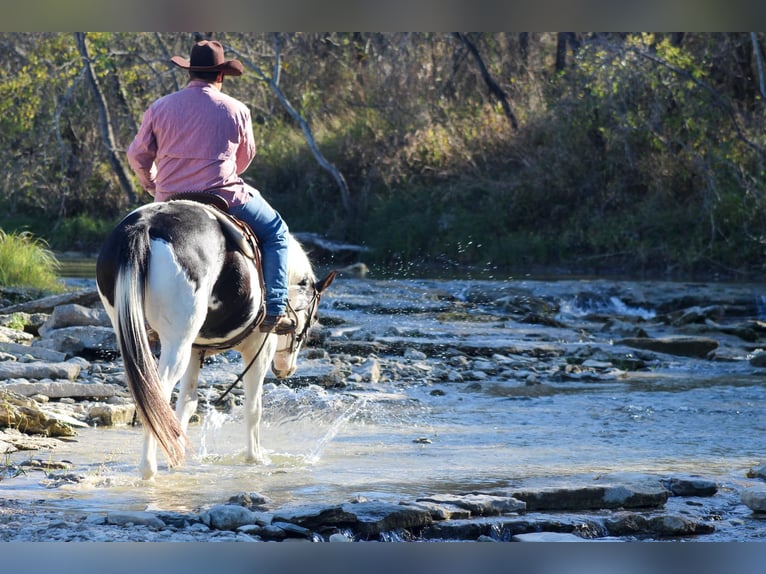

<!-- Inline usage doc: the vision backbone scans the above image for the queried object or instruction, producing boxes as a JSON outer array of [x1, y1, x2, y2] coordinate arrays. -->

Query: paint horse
[[96, 199, 335, 480]]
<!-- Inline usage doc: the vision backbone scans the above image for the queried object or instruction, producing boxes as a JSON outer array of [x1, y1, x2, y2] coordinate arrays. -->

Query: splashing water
[[302, 397, 367, 465], [197, 386, 232, 460]]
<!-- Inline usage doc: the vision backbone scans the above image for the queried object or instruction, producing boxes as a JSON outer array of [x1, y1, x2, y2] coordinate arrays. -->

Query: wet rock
[[662, 475, 718, 497], [271, 503, 359, 532], [511, 476, 669, 511], [668, 305, 725, 326], [416, 493, 526, 516], [200, 504, 263, 530], [272, 501, 433, 538], [741, 485, 766, 513], [603, 512, 715, 538], [512, 532, 586, 542], [106, 511, 166, 529], [746, 462, 766, 480], [353, 357, 380, 383], [617, 336, 719, 358], [422, 513, 605, 541], [402, 500, 472, 520], [227, 492, 272, 510]]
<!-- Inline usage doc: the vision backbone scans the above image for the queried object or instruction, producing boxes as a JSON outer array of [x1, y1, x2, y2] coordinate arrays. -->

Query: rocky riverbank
[[2, 276, 766, 542]]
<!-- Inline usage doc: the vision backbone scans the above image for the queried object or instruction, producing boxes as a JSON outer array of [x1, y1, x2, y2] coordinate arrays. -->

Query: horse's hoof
[[245, 453, 269, 465]]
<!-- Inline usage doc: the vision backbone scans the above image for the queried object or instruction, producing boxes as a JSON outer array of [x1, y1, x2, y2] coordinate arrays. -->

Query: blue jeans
[[228, 186, 290, 317]]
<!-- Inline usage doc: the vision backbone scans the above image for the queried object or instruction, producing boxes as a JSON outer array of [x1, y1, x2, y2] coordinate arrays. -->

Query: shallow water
[[5, 370, 765, 516], [4, 274, 766, 541]]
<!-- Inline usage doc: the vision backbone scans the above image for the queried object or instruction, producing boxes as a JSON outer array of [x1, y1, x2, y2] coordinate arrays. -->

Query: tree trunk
[[751, 32, 766, 100], [455, 32, 518, 129], [74, 32, 137, 205], [227, 39, 354, 217]]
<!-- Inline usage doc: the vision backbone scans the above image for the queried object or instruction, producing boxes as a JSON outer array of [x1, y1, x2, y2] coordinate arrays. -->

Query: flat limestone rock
[[2, 381, 123, 399], [0, 361, 81, 381]]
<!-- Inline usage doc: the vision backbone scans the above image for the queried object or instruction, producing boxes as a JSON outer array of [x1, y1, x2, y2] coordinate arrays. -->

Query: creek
[[3, 270, 766, 540]]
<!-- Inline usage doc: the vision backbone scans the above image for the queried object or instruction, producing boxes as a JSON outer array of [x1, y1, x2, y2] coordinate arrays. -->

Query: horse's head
[[272, 269, 336, 378]]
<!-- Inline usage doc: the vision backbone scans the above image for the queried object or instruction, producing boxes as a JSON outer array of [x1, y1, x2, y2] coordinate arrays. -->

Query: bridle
[[212, 280, 322, 407], [275, 284, 323, 355]]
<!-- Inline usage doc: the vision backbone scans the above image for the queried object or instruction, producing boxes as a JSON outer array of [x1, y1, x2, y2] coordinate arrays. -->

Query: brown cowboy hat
[[171, 40, 243, 77]]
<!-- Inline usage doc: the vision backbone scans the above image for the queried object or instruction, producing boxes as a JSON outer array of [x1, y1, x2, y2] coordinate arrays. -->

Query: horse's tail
[[113, 224, 187, 468]]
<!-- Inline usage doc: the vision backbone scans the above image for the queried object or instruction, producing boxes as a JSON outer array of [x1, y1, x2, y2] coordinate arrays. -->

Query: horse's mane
[[287, 234, 315, 284]]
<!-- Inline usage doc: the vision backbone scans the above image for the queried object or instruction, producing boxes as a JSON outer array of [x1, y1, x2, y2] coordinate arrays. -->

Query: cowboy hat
[[171, 40, 243, 76]]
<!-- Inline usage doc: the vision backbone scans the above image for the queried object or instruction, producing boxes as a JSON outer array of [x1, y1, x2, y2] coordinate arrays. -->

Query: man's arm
[[127, 108, 159, 196]]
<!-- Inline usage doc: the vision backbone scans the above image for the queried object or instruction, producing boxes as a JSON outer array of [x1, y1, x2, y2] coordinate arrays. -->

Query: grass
[[0, 229, 64, 292]]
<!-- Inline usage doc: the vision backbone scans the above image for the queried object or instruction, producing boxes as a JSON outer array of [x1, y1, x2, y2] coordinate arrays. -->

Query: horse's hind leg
[[176, 351, 203, 433], [138, 342, 198, 480]]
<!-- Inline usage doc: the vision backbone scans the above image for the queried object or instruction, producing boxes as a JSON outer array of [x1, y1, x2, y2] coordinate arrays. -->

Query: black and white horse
[[96, 199, 335, 480]]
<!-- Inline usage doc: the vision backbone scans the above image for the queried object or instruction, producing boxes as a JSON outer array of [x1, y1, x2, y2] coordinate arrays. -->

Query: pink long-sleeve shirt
[[127, 80, 256, 206]]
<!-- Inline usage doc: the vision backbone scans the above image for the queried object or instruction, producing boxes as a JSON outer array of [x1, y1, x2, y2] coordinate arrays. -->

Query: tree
[[74, 32, 137, 205]]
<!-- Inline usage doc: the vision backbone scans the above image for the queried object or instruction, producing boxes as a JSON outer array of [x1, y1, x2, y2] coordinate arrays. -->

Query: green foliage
[[48, 214, 118, 253], [0, 230, 64, 291], [2, 33, 766, 277]]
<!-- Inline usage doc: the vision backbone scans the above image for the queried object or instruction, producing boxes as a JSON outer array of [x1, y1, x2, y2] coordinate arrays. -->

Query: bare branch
[[225, 41, 354, 217]]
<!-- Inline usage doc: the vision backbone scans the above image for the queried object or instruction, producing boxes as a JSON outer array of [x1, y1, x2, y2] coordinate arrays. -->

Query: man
[[127, 40, 294, 334]]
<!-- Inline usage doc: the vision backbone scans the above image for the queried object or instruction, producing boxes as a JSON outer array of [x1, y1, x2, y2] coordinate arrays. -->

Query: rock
[[88, 404, 136, 426], [403, 348, 427, 361], [0, 438, 17, 453], [741, 485, 766, 513], [35, 326, 116, 355], [272, 501, 432, 538], [0, 342, 67, 363], [3, 381, 123, 399], [337, 502, 433, 537], [617, 336, 719, 358], [0, 391, 76, 437], [416, 494, 526, 516], [227, 492, 272, 510], [746, 462, 766, 480], [271, 504, 358, 532], [749, 352, 766, 368], [0, 288, 101, 315], [353, 357, 380, 383], [106, 511, 166, 529], [603, 512, 715, 538], [0, 361, 81, 381], [38, 304, 110, 336], [662, 475, 718, 497], [512, 476, 669, 511], [0, 325, 34, 344], [402, 501, 472, 520], [512, 532, 585, 542], [200, 504, 263, 530]]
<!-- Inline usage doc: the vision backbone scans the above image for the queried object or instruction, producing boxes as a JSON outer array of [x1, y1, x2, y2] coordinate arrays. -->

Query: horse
[[95, 199, 335, 480]]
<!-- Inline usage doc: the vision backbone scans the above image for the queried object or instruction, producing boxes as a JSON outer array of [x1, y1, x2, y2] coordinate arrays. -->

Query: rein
[[212, 329, 271, 407], [213, 287, 322, 407]]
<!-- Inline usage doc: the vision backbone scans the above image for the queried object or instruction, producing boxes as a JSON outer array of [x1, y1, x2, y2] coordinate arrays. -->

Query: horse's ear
[[315, 270, 337, 294]]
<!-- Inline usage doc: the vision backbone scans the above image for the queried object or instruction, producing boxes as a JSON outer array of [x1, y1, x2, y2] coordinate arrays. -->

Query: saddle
[[167, 191, 258, 260]]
